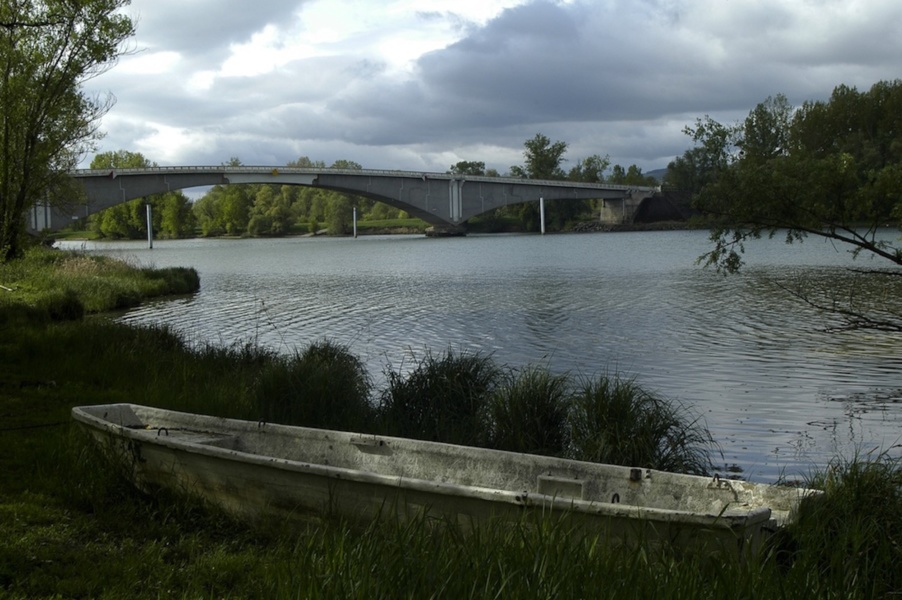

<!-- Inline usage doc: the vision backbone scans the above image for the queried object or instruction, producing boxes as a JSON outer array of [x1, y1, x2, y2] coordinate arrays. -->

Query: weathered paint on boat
[[72, 403, 816, 555]]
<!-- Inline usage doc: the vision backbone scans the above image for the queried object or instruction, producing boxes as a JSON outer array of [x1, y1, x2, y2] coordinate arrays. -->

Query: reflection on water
[[61, 230, 902, 482]]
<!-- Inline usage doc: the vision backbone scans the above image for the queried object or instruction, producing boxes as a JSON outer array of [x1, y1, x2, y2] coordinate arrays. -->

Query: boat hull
[[72, 403, 815, 555]]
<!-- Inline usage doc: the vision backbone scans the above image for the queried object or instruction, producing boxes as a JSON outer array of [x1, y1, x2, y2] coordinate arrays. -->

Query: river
[[60, 229, 902, 482]]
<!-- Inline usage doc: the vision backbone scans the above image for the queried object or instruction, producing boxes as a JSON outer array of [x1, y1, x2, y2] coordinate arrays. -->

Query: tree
[[607, 164, 658, 187], [688, 81, 902, 331], [0, 0, 134, 261], [568, 154, 610, 183], [519, 133, 568, 180], [509, 134, 572, 231], [664, 116, 741, 193], [326, 194, 352, 235], [330, 159, 361, 170], [450, 161, 485, 176], [288, 156, 325, 169]]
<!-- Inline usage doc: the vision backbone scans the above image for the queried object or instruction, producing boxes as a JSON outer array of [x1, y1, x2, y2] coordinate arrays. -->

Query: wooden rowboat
[[72, 403, 816, 555]]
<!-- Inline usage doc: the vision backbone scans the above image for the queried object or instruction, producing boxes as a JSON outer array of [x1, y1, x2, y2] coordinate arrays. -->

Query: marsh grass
[[776, 451, 902, 598], [377, 348, 501, 445], [256, 339, 374, 431], [568, 374, 717, 475], [0, 245, 199, 318], [488, 366, 571, 455]]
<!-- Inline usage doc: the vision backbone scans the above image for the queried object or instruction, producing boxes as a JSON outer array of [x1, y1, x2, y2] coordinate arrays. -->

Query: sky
[[82, 0, 902, 177]]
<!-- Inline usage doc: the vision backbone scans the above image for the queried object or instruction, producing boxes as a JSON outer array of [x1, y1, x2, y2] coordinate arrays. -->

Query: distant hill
[[645, 168, 668, 183]]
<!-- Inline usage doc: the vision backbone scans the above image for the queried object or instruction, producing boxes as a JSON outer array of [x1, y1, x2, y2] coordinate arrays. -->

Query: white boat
[[72, 403, 816, 555]]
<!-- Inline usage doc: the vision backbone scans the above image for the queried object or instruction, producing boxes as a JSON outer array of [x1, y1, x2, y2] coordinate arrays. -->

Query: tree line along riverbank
[[1, 245, 900, 598]]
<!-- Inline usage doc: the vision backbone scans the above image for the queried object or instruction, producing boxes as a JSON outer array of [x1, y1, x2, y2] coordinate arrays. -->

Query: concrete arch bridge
[[29, 166, 658, 234]]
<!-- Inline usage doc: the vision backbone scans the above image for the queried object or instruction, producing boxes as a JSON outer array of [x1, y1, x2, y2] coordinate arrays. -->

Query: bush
[[488, 366, 571, 455], [376, 348, 501, 445], [568, 374, 716, 475]]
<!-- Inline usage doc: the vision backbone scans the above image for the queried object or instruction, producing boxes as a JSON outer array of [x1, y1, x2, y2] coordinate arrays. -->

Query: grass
[[568, 374, 717, 475], [377, 348, 502, 446], [0, 245, 199, 318], [2, 246, 902, 598], [487, 366, 571, 455]]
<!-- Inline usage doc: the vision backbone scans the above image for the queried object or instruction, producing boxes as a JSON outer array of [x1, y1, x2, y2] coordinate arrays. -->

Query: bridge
[[28, 166, 658, 233]]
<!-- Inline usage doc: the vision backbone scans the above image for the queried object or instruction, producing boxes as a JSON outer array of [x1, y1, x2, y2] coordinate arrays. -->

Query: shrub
[[568, 374, 716, 475], [376, 348, 501, 446], [488, 366, 571, 456]]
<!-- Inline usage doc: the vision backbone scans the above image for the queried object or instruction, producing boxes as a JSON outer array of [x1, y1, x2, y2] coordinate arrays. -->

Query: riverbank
[[2, 247, 900, 598], [49, 215, 700, 243]]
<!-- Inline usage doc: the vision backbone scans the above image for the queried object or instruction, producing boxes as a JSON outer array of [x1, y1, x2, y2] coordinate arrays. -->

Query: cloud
[[85, 0, 902, 174]]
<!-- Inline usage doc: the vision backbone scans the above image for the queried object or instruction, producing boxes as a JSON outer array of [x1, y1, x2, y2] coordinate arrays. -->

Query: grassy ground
[[1, 246, 900, 598]]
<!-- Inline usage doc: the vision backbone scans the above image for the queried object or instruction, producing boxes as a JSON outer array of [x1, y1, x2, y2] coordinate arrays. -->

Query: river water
[[60, 230, 902, 482]]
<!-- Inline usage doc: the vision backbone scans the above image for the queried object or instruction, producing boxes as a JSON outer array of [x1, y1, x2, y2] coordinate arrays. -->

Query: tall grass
[[777, 451, 902, 598], [568, 374, 717, 475], [0, 245, 199, 318], [256, 339, 374, 431], [377, 348, 502, 445], [374, 349, 720, 474], [488, 366, 571, 455]]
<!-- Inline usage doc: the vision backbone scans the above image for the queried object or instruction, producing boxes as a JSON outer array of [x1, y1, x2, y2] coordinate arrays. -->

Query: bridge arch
[[29, 167, 657, 232]]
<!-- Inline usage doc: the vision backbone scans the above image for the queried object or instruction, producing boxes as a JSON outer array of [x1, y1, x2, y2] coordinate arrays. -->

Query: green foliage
[[568, 374, 716, 475], [91, 150, 154, 170], [377, 348, 502, 446], [0, 246, 199, 318], [779, 453, 902, 598], [674, 80, 902, 330], [519, 133, 568, 180], [326, 194, 353, 235], [256, 340, 373, 431], [688, 82, 902, 273], [568, 154, 610, 182], [665, 115, 741, 193], [488, 366, 570, 455], [607, 164, 659, 186], [0, 0, 135, 261], [449, 160, 486, 176]]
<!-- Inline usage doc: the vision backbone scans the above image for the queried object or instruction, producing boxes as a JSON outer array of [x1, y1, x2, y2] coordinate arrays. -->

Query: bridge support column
[[353, 207, 357, 238], [540, 197, 545, 234], [146, 203, 153, 249]]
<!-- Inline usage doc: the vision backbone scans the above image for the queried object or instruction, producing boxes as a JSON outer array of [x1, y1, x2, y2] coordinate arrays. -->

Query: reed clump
[[377, 348, 502, 446], [256, 339, 374, 432], [376, 349, 716, 474], [775, 452, 902, 598], [568, 374, 717, 475]]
